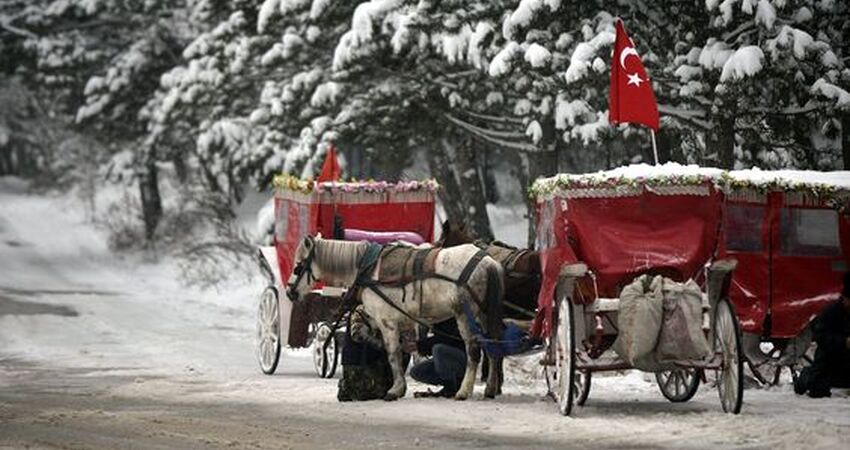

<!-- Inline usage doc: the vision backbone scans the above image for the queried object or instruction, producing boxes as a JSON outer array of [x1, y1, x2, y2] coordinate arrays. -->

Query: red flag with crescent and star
[[608, 19, 659, 131], [317, 143, 342, 182]]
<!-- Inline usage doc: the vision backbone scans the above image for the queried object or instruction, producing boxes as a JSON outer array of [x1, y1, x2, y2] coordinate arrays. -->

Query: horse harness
[[357, 244, 491, 326]]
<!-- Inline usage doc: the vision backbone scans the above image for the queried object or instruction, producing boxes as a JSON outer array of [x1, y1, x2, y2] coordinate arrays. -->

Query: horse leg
[[453, 313, 480, 401], [380, 323, 407, 401], [485, 355, 502, 398]]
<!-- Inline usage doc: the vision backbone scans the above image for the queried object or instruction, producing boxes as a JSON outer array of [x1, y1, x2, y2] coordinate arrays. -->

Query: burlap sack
[[655, 278, 711, 361], [613, 275, 664, 368]]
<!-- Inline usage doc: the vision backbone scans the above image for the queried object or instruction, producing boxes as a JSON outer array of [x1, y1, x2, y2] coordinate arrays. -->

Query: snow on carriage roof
[[727, 167, 850, 190], [530, 163, 850, 200]]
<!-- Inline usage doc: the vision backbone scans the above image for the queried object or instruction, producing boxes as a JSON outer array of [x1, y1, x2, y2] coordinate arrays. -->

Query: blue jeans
[[410, 344, 466, 394]]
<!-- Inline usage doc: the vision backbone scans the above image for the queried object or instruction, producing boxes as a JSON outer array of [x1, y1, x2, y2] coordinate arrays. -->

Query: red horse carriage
[[721, 170, 850, 383], [255, 175, 437, 378], [530, 164, 850, 416]]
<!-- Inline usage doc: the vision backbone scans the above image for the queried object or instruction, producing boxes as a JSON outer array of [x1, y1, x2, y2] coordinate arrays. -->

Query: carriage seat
[[344, 228, 425, 246]]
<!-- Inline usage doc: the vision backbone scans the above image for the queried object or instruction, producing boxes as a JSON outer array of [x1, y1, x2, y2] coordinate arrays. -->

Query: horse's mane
[[314, 238, 368, 284]]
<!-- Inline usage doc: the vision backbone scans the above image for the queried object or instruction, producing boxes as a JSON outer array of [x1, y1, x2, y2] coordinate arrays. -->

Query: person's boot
[[808, 387, 832, 398], [793, 367, 809, 395]]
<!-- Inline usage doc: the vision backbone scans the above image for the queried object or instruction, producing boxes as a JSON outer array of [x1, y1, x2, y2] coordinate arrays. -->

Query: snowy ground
[[1, 178, 849, 449]]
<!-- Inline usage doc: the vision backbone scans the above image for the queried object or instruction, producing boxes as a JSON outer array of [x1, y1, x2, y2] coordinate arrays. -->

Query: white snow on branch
[[488, 41, 520, 77], [310, 81, 341, 108], [514, 99, 533, 116], [441, 24, 471, 65], [555, 97, 592, 129], [525, 120, 543, 144], [332, 0, 403, 70], [468, 22, 494, 69], [257, 0, 280, 33], [310, 0, 332, 19], [755, 0, 777, 29], [563, 30, 614, 84], [674, 65, 702, 82], [565, 111, 609, 145], [486, 92, 504, 106], [720, 46, 764, 82], [811, 79, 850, 110], [503, 0, 562, 39], [280, 0, 311, 15], [197, 119, 251, 158], [765, 25, 814, 61], [524, 43, 551, 68], [698, 39, 733, 70]]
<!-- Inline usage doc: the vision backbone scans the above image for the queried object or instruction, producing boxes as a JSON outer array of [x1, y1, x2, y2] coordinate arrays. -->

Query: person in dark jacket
[[407, 319, 467, 398], [338, 306, 409, 401], [794, 272, 850, 398]]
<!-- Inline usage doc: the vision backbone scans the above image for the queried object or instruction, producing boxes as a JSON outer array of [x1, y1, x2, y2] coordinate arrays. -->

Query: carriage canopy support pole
[[650, 130, 659, 165]]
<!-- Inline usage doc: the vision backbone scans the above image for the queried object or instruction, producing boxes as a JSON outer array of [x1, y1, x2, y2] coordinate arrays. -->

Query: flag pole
[[650, 129, 659, 165]]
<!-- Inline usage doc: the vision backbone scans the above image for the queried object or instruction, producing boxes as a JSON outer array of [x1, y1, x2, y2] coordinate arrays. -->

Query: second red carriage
[[529, 163, 850, 415]]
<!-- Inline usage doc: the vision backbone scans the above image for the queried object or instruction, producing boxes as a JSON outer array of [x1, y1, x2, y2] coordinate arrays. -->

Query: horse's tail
[[484, 261, 504, 342]]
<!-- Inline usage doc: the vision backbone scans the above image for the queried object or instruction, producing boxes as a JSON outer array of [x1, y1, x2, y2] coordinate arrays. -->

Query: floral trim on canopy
[[529, 166, 850, 210], [530, 172, 720, 200], [273, 174, 440, 194]]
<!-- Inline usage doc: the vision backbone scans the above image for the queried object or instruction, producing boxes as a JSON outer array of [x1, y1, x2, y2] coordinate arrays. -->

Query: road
[[1, 179, 848, 449]]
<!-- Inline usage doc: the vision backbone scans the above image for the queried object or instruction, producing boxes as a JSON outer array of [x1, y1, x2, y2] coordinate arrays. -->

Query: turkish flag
[[608, 19, 659, 131], [317, 143, 342, 182]]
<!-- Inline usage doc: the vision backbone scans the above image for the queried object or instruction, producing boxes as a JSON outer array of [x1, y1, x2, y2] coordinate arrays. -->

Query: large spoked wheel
[[555, 294, 577, 416], [575, 370, 592, 406], [656, 369, 700, 402], [545, 366, 590, 406], [257, 287, 282, 375], [312, 322, 339, 378], [714, 299, 744, 414]]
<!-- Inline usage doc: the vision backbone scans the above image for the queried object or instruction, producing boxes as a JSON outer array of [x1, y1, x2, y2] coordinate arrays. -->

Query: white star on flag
[[626, 72, 643, 87]]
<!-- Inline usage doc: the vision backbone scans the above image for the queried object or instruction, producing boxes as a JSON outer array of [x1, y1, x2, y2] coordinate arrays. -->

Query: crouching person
[[794, 272, 850, 398], [338, 306, 396, 402], [408, 319, 467, 398]]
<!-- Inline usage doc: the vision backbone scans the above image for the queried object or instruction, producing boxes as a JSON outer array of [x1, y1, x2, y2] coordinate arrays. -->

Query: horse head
[[286, 234, 320, 301], [437, 220, 475, 248]]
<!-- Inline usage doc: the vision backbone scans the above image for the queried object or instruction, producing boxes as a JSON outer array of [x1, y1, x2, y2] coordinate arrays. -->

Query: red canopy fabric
[[608, 19, 659, 131]]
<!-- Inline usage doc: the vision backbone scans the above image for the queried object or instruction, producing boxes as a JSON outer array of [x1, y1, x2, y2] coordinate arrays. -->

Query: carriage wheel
[[575, 370, 592, 406], [655, 369, 700, 402], [715, 299, 743, 414], [257, 287, 282, 375], [312, 322, 338, 378], [555, 294, 577, 416]]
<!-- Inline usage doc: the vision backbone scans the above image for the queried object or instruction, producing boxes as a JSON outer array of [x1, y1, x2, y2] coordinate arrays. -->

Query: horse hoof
[[484, 390, 496, 399], [384, 392, 400, 401], [453, 393, 469, 401]]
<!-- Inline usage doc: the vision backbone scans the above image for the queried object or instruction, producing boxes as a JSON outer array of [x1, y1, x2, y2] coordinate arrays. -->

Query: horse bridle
[[286, 245, 316, 301]]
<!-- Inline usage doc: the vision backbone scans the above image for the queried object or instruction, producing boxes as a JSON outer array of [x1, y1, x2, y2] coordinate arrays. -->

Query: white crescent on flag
[[619, 46, 640, 70]]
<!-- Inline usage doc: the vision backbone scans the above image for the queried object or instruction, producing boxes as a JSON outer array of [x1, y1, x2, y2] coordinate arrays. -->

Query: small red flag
[[608, 19, 659, 131], [317, 143, 341, 182]]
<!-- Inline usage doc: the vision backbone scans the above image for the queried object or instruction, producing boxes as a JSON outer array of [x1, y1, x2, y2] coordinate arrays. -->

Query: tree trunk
[[524, 148, 558, 248], [454, 137, 493, 241], [139, 147, 163, 244], [842, 113, 850, 170], [715, 116, 736, 169], [426, 139, 465, 226]]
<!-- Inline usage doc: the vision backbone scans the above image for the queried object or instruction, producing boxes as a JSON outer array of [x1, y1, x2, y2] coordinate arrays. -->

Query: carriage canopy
[[272, 175, 439, 287]]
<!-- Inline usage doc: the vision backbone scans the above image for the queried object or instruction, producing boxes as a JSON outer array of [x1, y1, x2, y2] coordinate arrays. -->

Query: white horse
[[286, 235, 504, 401]]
